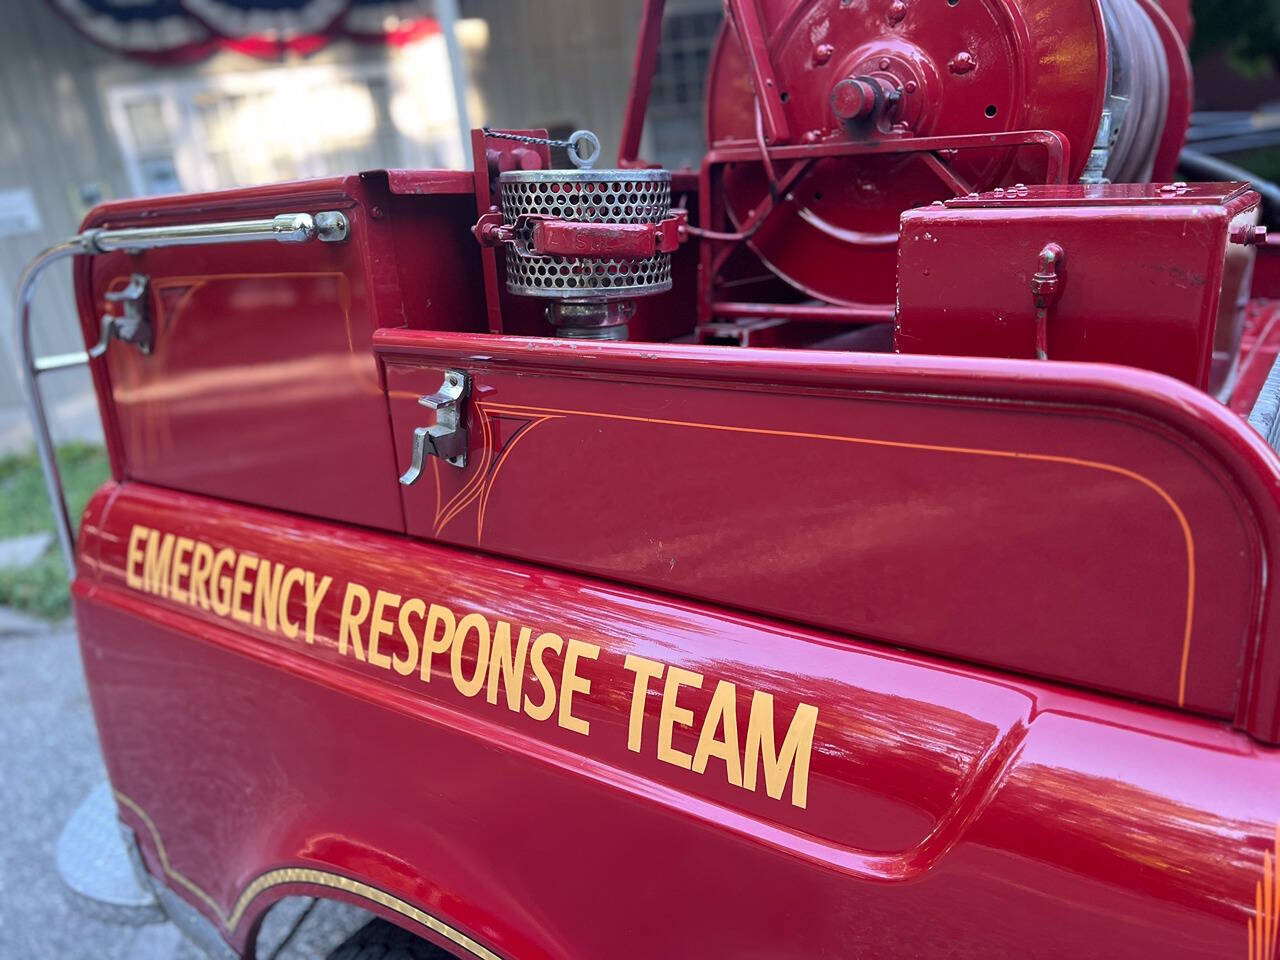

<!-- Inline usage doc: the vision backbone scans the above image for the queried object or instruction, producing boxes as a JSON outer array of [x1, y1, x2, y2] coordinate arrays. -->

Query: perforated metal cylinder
[[498, 169, 673, 299]]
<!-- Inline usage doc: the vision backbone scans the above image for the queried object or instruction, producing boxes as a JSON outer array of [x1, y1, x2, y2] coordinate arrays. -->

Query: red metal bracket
[[618, 0, 667, 167], [724, 0, 792, 145], [533, 211, 687, 258], [474, 210, 688, 260], [707, 129, 1071, 188], [1031, 243, 1066, 360]]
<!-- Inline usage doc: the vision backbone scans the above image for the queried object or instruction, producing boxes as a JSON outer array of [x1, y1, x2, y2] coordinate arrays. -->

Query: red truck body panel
[[64, 173, 1280, 958], [37, 0, 1280, 954], [74, 483, 1280, 960], [895, 183, 1261, 390]]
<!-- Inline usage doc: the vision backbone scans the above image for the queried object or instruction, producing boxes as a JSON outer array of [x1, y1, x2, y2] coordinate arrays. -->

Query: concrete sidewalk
[[0, 615, 369, 958]]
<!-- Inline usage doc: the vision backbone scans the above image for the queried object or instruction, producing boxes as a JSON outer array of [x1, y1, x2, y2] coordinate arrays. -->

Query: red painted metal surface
[[74, 173, 487, 531], [528, 214, 685, 259], [53, 3, 1280, 948], [704, 0, 1107, 310], [724, 0, 792, 145], [618, 0, 667, 167], [1154, 0, 1194, 47], [1229, 299, 1280, 417], [896, 183, 1261, 389], [373, 331, 1280, 735], [1138, 0, 1194, 183], [469, 128, 552, 336], [74, 481, 1280, 959]]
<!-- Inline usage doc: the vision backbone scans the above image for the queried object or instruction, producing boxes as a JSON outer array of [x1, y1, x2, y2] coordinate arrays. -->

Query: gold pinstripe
[[114, 790, 503, 960]]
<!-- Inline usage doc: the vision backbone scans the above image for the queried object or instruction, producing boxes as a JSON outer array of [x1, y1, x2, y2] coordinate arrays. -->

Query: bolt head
[[949, 51, 976, 74], [904, 80, 918, 94], [813, 43, 835, 65], [888, 1, 907, 23], [878, 57, 892, 70], [831, 77, 879, 121]]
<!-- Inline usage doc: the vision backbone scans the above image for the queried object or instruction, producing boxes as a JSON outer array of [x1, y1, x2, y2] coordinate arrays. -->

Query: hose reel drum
[[705, 0, 1192, 311]]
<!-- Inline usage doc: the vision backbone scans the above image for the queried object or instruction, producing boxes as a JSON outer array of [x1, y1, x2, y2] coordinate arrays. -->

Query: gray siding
[[0, 4, 131, 411], [0, 0, 710, 431], [463, 0, 646, 163]]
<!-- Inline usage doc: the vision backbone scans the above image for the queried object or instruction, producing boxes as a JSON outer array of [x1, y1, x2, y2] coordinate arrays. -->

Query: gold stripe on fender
[[1250, 824, 1280, 960], [114, 790, 504, 960]]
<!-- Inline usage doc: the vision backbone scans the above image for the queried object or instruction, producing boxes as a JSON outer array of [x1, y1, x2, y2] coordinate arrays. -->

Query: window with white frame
[[108, 41, 465, 196], [648, 6, 722, 170]]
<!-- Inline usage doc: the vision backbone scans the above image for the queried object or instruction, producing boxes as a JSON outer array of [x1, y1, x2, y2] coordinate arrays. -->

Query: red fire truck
[[20, 0, 1280, 957]]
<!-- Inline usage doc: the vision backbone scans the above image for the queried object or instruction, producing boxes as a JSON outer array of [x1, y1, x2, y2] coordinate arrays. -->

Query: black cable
[[1179, 147, 1280, 214]]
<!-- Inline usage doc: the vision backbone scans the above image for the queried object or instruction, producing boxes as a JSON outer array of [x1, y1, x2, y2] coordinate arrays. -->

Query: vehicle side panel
[[378, 333, 1280, 725], [75, 482, 1280, 959], [73, 174, 487, 533]]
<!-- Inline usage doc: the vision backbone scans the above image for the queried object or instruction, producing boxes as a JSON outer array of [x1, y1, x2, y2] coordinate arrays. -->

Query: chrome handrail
[[15, 238, 93, 578], [14, 210, 350, 579]]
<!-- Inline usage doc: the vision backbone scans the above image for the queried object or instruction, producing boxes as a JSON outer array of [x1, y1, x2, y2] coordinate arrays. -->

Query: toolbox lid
[[943, 181, 1255, 209]]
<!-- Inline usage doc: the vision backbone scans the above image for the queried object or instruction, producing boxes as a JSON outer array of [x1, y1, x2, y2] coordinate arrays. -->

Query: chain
[[483, 128, 573, 149], [481, 128, 602, 169]]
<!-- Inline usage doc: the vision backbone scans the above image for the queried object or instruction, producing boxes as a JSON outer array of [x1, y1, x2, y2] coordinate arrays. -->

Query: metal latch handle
[[91, 273, 152, 359], [399, 370, 472, 484]]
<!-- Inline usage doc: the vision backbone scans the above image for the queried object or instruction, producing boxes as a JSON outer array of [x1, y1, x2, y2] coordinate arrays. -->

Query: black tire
[[325, 917, 456, 960]]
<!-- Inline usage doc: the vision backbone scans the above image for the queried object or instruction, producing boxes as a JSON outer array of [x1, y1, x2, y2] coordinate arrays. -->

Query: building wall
[[0, 0, 718, 432], [462, 0, 645, 163], [462, 0, 720, 168], [0, 3, 131, 413]]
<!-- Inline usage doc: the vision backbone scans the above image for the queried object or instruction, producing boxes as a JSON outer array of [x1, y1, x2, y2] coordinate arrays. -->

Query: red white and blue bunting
[[48, 0, 437, 62]]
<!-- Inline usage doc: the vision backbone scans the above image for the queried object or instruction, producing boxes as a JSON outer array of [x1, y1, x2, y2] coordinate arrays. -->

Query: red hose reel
[[695, 0, 1194, 315]]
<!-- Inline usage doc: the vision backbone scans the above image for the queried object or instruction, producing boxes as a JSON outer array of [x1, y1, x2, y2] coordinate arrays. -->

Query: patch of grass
[[0, 443, 110, 619]]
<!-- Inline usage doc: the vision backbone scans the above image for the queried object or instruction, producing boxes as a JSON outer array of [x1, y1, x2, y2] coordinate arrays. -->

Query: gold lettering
[[125, 526, 148, 590], [366, 590, 400, 670], [558, 638, 600, 736], [338, 582, 370, 660], [277, 566, 306, 639], [657, 666, 703, 769], [189, 541, 214, 611], [487, 622, 532, 712], [523, 632, 563, 722], [210, 548, 235, 617], [692, 679, 743, 786], [252, 559, 285, 632], [743, 692, 819, 810], [394, 598, 425, 677], [451, 613, 491, 698], [623, 654, 665, 753], [420, 604, 456, 681], [231, 554, 258, 625], [142, 530, 175, 597], [169, 537, 194, 604], [302, 572, 331, 644], [117, 528, 829, 807]]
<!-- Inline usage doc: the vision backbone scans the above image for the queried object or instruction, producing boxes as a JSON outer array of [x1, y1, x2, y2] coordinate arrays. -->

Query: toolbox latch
[[399, 369, 472, 484], [91, 273, 152, 359]]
